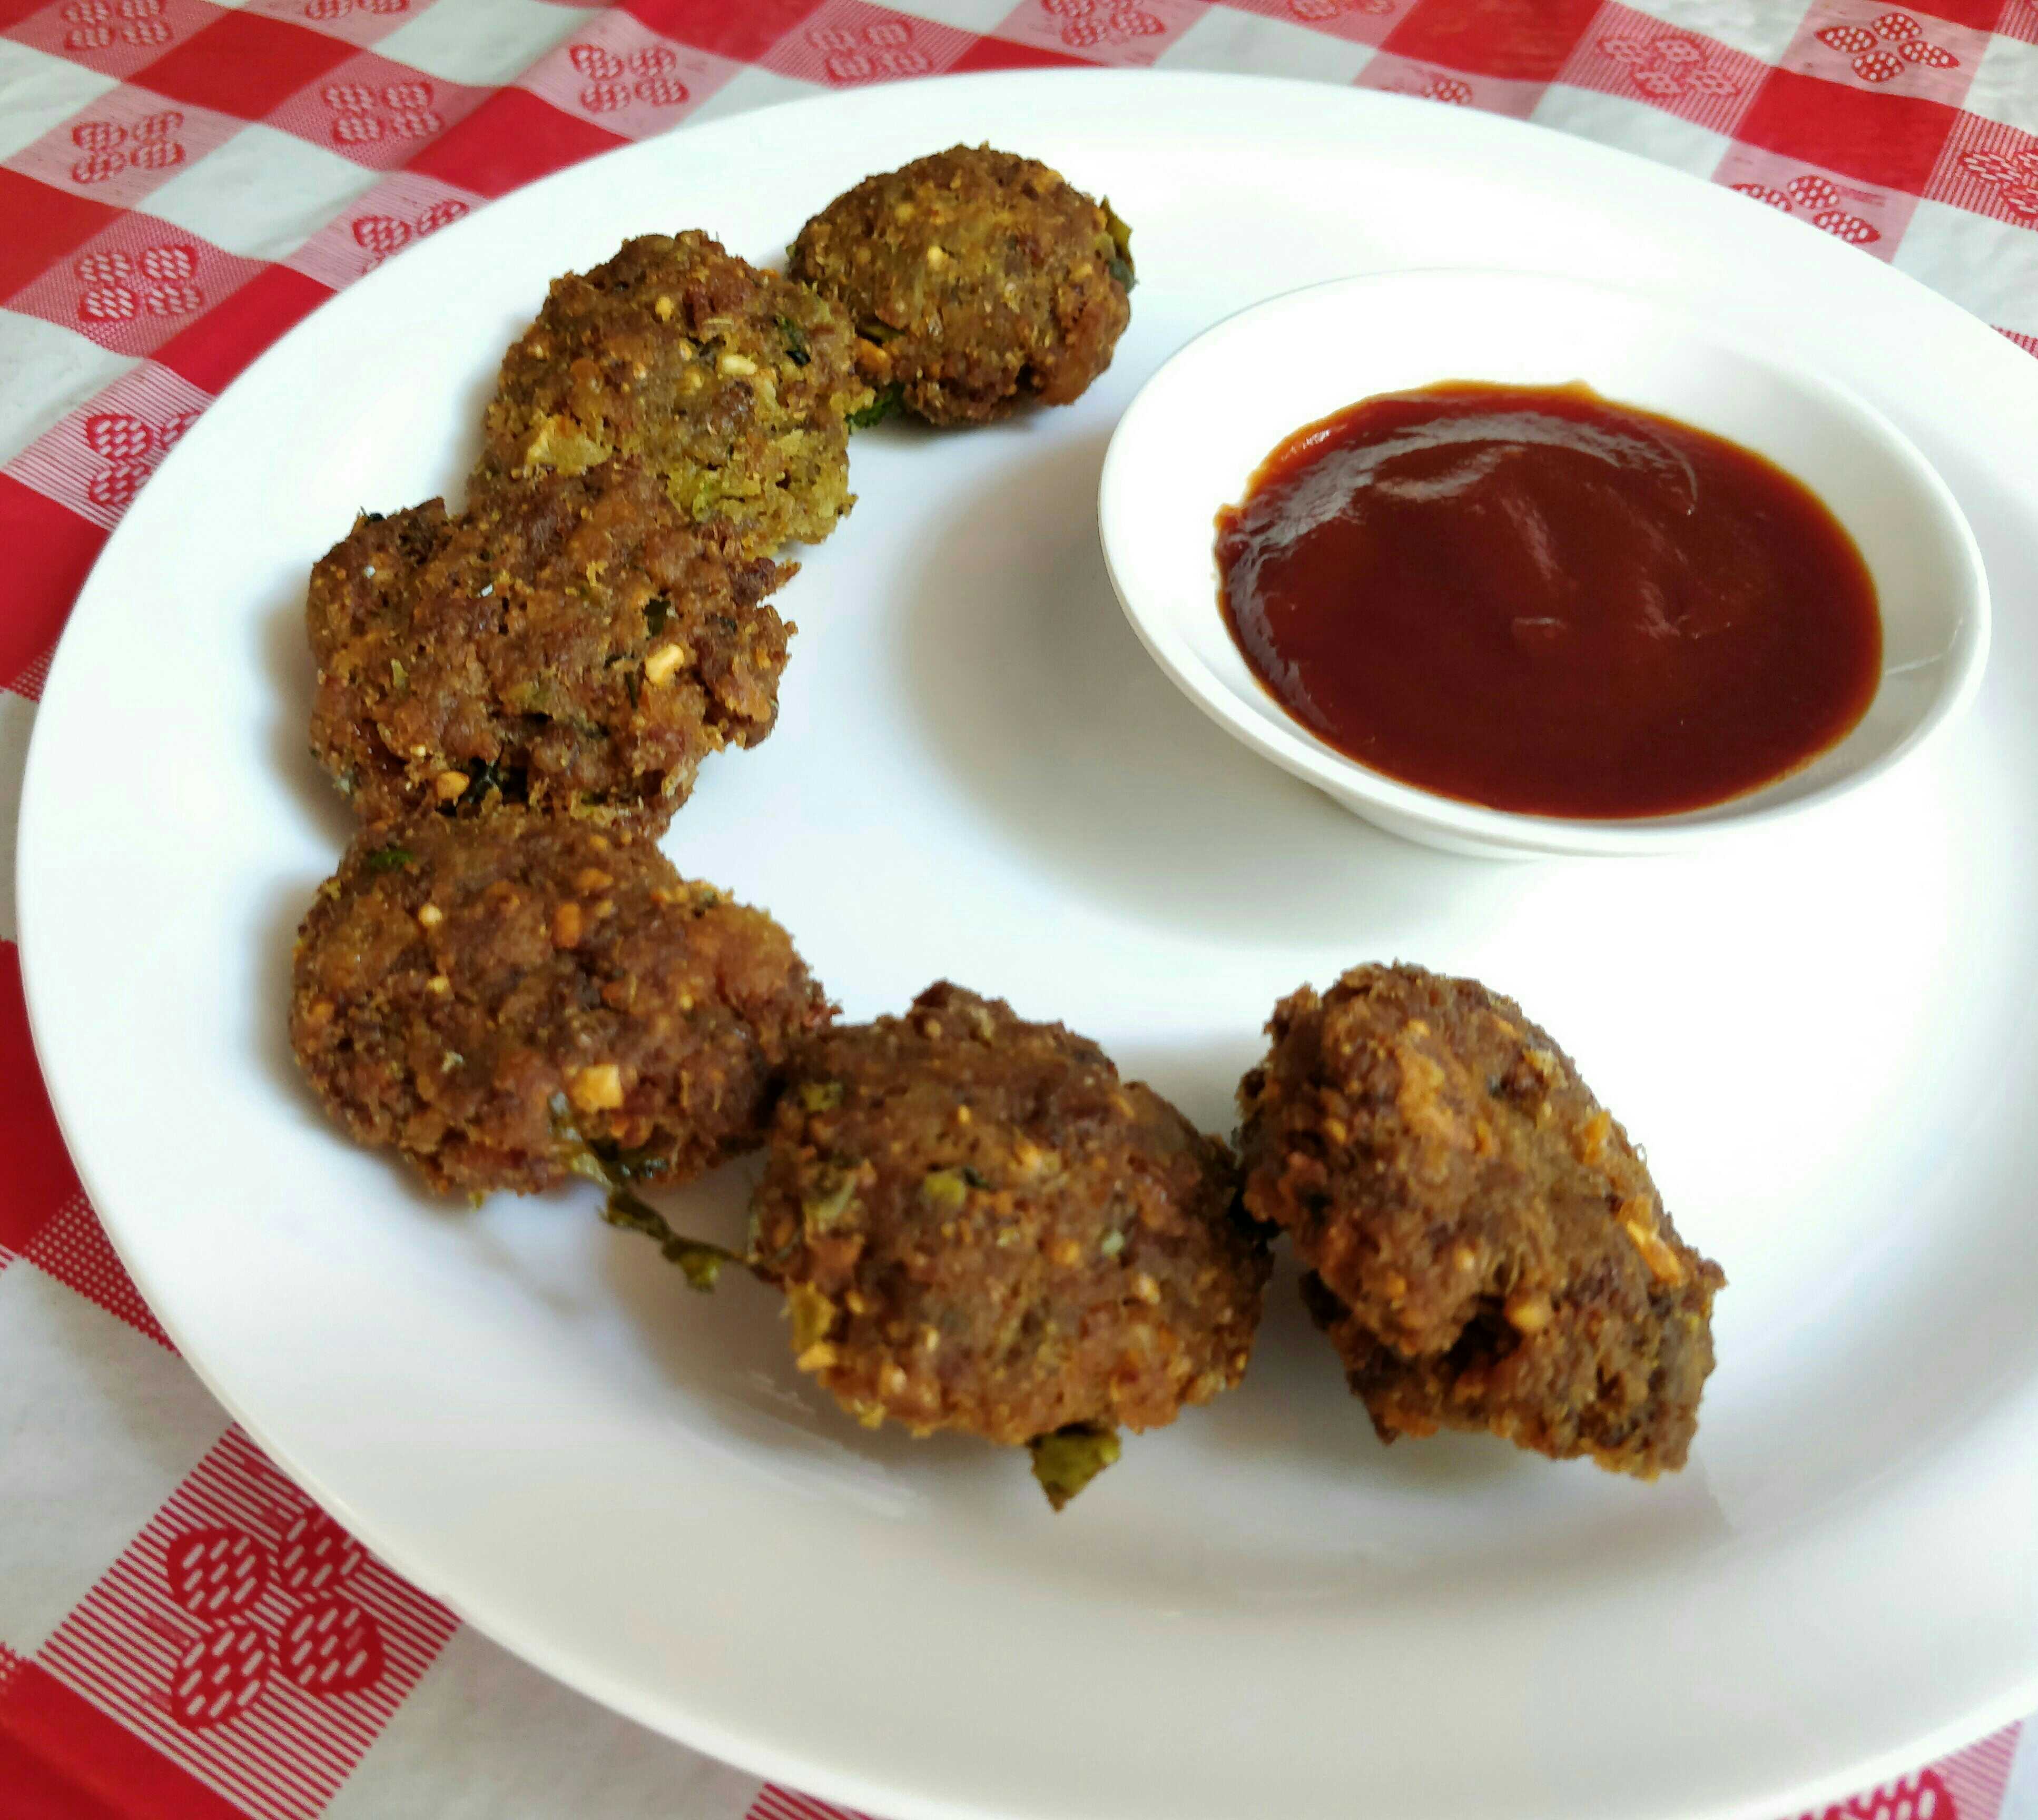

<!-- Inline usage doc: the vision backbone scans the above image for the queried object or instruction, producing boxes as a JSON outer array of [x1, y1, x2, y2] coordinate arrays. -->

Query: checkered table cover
[[1, 1, 2034, 1814]]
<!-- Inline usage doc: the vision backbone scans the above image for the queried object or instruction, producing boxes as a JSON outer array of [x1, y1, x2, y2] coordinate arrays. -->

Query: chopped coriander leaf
[[848, 384, 903, 430]]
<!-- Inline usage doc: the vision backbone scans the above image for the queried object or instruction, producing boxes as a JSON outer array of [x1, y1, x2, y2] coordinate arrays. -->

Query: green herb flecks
[[796, 1080, 844, 1113], [587, 1137, 671, 1184], [596, 1183, 733, 1292], [458, 758, 514, 810], [856, 318, 900, 346], [365, 845, 414, 874], [1100, 197, 1135, 292], [1028, 1422, 1121, 1511], [848, 384, 903, 430], [801, 1165, 860, 1233], [919, 1167, 970, 1214], [555, 1110, 740, 1292], [776, 314, 812, 367]]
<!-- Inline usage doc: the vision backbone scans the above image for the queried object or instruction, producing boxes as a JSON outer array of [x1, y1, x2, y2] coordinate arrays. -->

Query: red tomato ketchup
[[1214, 382, 1882, 819]]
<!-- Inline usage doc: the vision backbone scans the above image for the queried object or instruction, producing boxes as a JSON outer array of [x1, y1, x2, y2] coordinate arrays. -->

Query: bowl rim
[[1097, 265, 1994, 857]]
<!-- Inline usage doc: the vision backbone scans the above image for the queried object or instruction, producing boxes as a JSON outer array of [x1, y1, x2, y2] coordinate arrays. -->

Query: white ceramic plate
[[1100, 269, 1991, 857], [18, 72, 2038, 1820]]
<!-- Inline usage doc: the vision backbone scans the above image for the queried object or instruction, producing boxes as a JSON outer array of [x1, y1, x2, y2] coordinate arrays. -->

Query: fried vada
[[790, 145, 1133, 427], [1238, 963, 1724, 1478], [290, 806, 833, 1198], [751, 983, 1269, 1505]]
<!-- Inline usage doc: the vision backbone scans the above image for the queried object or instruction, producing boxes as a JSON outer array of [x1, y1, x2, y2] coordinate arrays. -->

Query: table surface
[[2, 2, 2035, 1816]]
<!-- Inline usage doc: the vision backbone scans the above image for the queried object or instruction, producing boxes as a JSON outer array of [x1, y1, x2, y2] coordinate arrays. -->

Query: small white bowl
[[1098, 269, 1990, 859]]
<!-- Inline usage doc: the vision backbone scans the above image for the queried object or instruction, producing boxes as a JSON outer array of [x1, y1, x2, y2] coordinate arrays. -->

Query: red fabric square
[[0, 478, 102, 696], [951, 33, 1089, 70], [618, 0, 825, 60], [1735, 66, 1958, 193], [2003, 327, 2038, 357], [1918, 0, 2009, 26], [0, 0, 52, 28], [405, 85, 628, 197], [1382, 0, 1602, 82], [128, 9, 352, 120], [153, 262, 331, 392], [0, 171, 121, 303], [0, 941, 87, 1256], [0, 1659, 246, 1820], [2003, 0, 2038, 44]]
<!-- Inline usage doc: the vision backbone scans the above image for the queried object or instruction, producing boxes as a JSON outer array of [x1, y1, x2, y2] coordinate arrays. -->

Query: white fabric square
[[0, 689, 33, 936], [1613, 0, 1805, 63], [0, 308, 137, 471], [1999, 1727, 2038, 1820], [1892, 198, 2038, 335], [684, 65, 824, 128], [322, 1625, 763, 1820], [1964, 30, 2038, 138], [1157, 7, 1376, 81], [1530, 82, 1734, 177], [0, 37, 119, 165], [0, 1261, 229, 1655], [883, 0, 1019, 25], [373, 0, 584, 85], [142, 123, 382, 261]]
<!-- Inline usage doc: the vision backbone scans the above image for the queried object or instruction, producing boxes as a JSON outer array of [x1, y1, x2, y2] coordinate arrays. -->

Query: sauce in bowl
[[1215, 382, 1883, 819]]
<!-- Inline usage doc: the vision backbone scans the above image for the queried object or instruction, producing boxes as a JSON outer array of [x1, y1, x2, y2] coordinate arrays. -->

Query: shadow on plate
[[260, 581, 356, 855], [582, 1023, 1546, 1525], [889, 426, 1524, 946]]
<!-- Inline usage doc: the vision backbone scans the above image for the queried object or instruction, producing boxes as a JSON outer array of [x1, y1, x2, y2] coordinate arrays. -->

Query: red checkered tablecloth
[[2, 2, 2034, 1815]]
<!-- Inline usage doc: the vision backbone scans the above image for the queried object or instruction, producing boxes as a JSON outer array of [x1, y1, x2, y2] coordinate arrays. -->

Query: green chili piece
[[1028, 1422, 1121, 1511], [1100, 198, 1135, 291]]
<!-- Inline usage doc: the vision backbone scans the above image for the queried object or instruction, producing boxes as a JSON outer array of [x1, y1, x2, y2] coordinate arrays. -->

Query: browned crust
[[752, 982, 1270, 1442]]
